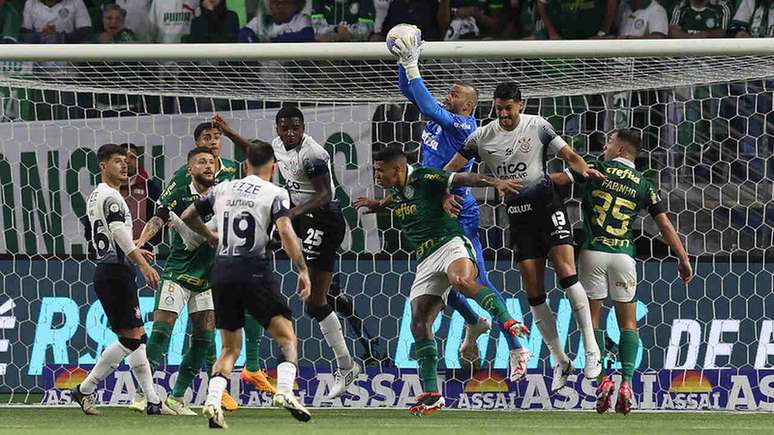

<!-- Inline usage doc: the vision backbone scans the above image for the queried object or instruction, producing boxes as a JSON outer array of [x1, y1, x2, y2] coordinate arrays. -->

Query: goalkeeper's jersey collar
[[613, 157, 636, 168]]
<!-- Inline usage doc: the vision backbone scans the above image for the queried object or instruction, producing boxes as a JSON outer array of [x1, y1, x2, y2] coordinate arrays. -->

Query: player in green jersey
[[551, 129, 693, 415], [372, 147, 529, 416]]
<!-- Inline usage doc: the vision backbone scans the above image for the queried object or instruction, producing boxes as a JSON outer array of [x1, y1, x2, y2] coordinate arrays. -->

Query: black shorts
[[210, 258, 293, 331], [292, 206, 345, 272], [508, 179, 573, 262], [93, 263, 143, 331]]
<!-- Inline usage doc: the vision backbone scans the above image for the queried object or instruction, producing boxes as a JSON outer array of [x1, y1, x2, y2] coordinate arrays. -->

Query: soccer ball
[[386, 24, 421, 57]]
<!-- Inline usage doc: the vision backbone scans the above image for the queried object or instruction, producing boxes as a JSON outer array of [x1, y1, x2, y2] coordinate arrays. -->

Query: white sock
[[128, 344, 160, 404], [531, 302, 570, 365], [206, 375, 228, 406], [565, 283, 600, 356], [319, 312, 353, 370], [80, 341, 132, 394], [276, 362, 296, 395]]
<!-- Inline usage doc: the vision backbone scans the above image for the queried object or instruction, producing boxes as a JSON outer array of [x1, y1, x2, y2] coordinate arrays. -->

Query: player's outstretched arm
[[180, 203, 218, 248], [288, 171, 333, 219], [353, 193, 393, 213], [450, 172, 522, 196], [134, 215, 165, 248], [557, 146, 607, 181], [653, 213, 694, 286], [549, 171, 573, 187], [444, 152, 471, 173], [211, 114, 262, 155], [275, 216, 311, 299]]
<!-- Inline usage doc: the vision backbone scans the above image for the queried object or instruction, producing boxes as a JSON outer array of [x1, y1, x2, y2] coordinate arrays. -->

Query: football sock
[[171, 329, 214, 398], [205, 340, 216, 375], [415, 338, 439, 393], [276, 362, 296, 395], [447, 289, 480, 325], [206, 374, 228, 406], [595, 328, 606, 383], [243, 313, 264, 372], [128, 344, 160, 404], [563, 279, 600, 358], [473, 287, 513, 326], [319, 312, 354, 370], [619, 329, 639, 383], [80, 341, 132, 395], [146, 321, 173, 373], [530, 302, 570, 365]]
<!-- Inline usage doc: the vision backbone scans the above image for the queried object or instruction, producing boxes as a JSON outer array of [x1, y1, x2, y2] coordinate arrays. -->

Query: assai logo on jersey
[[456, 371, 517, 409]]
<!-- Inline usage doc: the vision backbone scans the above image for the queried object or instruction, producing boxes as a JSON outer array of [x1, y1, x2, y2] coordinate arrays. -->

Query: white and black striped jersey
[[195, 175, 290, 259], [271, 134, 335, 208], [460, 114, 568, 191], [86, 183, 134, 265]]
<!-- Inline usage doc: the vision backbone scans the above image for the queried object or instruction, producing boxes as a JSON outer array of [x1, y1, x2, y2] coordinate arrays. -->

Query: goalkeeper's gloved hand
[[395, 35, 423, 80]]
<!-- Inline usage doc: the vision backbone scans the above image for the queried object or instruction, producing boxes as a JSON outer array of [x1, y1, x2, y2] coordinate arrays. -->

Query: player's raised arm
[[211, 114, 265, 155], [181, 192, 218, 248], [449, 172, 522, 196]]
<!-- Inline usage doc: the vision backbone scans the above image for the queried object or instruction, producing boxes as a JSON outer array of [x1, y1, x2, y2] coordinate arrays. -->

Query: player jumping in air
[[372, 147, 529, 416], [445, 82, 606, 392], [182, 143, 312, 429], [72, 144, 167, 416], [551, 129, 693, 414], [355, 30, 530, 378]]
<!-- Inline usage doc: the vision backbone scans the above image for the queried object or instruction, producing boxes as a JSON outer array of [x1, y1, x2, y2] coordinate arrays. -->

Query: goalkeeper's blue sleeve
[[407, 74, 455, 130], [397, 65, 415, 103]]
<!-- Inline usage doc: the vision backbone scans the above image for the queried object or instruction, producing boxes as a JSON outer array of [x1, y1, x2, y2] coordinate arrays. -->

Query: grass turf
[[2, 408, 774, 435]]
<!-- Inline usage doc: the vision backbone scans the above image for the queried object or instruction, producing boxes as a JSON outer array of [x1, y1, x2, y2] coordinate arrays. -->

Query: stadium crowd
[[0, 0, 771, 45]]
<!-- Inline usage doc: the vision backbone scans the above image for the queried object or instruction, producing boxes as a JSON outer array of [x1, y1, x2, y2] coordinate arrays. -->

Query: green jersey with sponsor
[[575, 157, 664, 257], [388, 166, 465, 263], [158, 157, 240, 291], [671, 1, 730, 33]]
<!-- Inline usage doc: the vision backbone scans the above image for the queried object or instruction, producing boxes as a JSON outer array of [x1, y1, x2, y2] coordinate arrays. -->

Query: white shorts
[[410, 236, 477, 304], [578, 250, 637, 303], [156, 279, 214, 315]]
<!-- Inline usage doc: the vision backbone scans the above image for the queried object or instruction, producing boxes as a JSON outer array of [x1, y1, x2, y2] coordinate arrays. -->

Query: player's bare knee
[[153, 309, 177, 324], [410, 316, 432, 339], [190, 310, 215, 332]]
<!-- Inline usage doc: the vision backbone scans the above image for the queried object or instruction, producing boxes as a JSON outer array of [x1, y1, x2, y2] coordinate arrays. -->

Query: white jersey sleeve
[[538, 117, 568, 154], [86, 184, 135, 265]]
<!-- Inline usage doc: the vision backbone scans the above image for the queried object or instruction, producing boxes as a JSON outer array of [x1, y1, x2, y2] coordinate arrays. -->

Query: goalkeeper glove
[[394, 32, 423, 81]]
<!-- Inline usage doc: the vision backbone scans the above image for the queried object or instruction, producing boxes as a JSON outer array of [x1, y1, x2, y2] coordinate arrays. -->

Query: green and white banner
[[0, 105, 380, 255]]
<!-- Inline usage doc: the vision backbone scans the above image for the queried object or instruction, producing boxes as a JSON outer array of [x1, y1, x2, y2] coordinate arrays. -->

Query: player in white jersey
[[181, 143, 312, 429], [270, 106, 360, 398], [445, 83, 607, 392], [71, 144, 168, 416]]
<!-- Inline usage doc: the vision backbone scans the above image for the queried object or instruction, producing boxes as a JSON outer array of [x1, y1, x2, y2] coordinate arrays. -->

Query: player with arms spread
[[182, 143, 312, 429], [72, 144, 166, 416], [355, 30, 530, 378], [445, 82, 605, 391], [373, 147, 528, 416], [551, 129, 693, 414], [270, 106, 360, 398]]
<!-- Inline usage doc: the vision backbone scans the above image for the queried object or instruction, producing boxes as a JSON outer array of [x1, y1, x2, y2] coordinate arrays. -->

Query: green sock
[[243, 312, 264, 372], [205, 339, 216, 376], [171, 330, 214, 398], [594, 328, 606, 383], [619, 329, 639, 384], [146, 321, 173, 373], [415, 338, 439, 393], [473, 287, 514, 326]]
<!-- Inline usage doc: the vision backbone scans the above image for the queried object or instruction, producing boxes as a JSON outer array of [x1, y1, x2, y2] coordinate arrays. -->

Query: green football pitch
[[2, 408, 774, 435]]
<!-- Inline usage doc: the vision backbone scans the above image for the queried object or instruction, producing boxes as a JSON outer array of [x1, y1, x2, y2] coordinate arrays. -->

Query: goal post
[[0, 40, 772, 410]]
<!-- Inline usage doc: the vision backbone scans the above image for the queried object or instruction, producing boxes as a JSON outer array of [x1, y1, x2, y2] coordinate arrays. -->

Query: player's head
[[120, 143, 138, 177], [493, 82, 524, 130], [443, 81, 478, 116], [372, 146, 407, 188], [269, 0, 302, 23], [187, 147, 216, 187], [276, 106, 305, 148], [194, 122, 223, 157], [97, 143, 128, 184], [245, 142, 276, 181], [604, 129, 641, 161]]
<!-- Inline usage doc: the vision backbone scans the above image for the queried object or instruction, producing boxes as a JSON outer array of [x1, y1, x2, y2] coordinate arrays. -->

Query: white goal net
[[0, 40, 772, 410]]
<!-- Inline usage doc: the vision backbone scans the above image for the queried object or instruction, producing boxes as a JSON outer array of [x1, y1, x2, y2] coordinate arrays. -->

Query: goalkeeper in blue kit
[[355, 26, 531, 380]]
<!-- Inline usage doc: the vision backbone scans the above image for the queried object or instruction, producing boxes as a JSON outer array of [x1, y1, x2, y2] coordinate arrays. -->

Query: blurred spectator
[[729, 0, 774, 37], [372, 0, 390, 36], [239, 0, 313, 42], [21, 0, 93, 43], [311, 0, 375, 42], [0, 0, 22, 43], [445, 0, 507, 40], [184, 0, 240, 42], [148, 0, 196, 43], [107, 0, 153, 41], [120, 143, 161, 245], [669, 0, 729, 37], [379, 0, 447, 41], [537, 0, 615, 39], [94, 3, 136, 42], [616, 0, 668, 37]]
